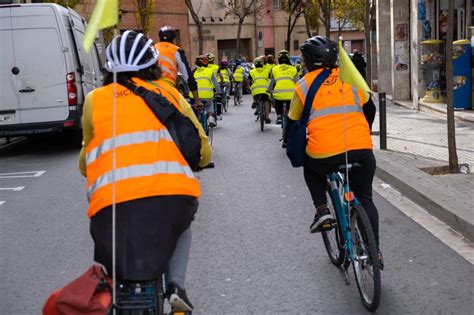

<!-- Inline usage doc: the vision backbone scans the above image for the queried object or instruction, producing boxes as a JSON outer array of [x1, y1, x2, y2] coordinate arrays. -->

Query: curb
[[374, 151, 474, 242], [392, 100, 474, 123]]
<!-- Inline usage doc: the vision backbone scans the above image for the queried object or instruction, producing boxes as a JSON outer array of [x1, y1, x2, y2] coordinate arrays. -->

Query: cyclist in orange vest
[[286, 36, 382, 268], [79, 31, 212, 311], [154, 26, 202, 108]]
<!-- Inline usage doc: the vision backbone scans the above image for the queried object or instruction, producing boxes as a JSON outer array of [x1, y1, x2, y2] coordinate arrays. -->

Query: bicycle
[[321, 163, 381, 312], [220, 85, 229, 113], [254, 94, 266, 132], [233, 81, 242, 106]]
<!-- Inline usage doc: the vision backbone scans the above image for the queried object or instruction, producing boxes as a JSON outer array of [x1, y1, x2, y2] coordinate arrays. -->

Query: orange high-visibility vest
[[155, 42, 179, 86], [295, 68, 372, 157], [86, 79, 200, 218]]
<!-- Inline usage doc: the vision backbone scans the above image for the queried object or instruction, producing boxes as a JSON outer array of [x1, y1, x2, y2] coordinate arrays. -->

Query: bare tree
[[185, 0, 204, 55], [133, 0, 155, 36], [445, 0, 459, 173], [284, 0, 305, 51], [315, 0, 332, 38], [225, 0, 265, 59]]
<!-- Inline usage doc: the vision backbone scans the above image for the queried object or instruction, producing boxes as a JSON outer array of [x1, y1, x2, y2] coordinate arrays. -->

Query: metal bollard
[[379, 92, 387, 150]]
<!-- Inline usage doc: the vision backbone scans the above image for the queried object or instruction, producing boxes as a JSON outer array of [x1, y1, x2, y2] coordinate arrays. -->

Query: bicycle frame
[[326, 172, 361, 263]]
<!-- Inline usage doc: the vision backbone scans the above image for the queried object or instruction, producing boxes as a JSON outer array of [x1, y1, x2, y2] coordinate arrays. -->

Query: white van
[[0, 3, 103, 140]]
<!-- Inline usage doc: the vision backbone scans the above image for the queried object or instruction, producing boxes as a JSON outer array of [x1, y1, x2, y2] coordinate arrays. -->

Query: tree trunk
[[185, 0, 203, 55], [445, 0, 458, 173], [325, 17, 330, 38], [236, 18, 244, 59], [303, 10, 312, 37], [364, 0, 372, 88], [286, 15, 292, 51]]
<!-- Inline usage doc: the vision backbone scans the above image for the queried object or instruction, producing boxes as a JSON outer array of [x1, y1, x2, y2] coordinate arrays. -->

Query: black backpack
[[119, 80, 201, 171]]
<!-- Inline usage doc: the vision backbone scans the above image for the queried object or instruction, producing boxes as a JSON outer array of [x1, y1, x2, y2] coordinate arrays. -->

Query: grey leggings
[[169, 227, 192, 288]]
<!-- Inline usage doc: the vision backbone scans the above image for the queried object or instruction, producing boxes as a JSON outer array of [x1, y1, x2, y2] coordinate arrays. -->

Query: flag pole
[[112, 25, 118, 314], [339, 37, 351, 207]]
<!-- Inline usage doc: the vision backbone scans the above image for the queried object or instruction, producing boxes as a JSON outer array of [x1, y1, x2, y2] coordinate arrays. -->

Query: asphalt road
[[0, 95, 472, 314]]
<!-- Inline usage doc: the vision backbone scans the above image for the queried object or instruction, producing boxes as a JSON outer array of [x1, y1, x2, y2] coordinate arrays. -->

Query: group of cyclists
[[76, 25, 382, 313]]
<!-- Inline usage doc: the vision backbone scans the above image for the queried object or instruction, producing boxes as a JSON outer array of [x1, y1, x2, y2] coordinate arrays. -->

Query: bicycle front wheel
[[350, 204, 381, 312], [321, 189, 346, 266]]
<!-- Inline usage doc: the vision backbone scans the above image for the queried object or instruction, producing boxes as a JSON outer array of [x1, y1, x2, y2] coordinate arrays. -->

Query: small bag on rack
[[119, 80, 201, 171]]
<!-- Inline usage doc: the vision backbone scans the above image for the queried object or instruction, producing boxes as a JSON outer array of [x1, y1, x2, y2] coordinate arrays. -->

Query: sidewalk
[[371, 98, 474, 242]]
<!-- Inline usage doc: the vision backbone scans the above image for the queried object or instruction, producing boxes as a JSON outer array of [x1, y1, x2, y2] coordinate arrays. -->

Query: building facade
[[376, 0, 473, 109]]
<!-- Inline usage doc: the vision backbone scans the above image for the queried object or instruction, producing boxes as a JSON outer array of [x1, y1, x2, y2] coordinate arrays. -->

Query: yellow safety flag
[[338, 39, 371, 103], [82, 0, 118, 53]]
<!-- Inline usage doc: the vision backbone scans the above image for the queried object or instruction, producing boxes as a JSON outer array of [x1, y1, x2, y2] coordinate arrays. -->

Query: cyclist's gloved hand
[[194, 101, 203, 110]]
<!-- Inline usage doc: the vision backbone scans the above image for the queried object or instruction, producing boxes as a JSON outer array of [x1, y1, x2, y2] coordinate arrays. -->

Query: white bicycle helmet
[[105, 30, 159, 73]]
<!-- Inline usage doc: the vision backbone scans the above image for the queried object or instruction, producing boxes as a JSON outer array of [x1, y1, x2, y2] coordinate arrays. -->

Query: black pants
[[90, 195, 198, 281], [303, 150, 379, 246], [274, 99, 291, 116]]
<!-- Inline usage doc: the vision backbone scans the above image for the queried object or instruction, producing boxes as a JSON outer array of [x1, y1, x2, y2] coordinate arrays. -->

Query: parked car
[[0, 3, 104, 143]]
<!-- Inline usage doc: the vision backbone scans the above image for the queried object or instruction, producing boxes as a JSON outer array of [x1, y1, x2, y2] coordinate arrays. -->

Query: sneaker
[[310, 206, 334, 233], [377, 250, 384, 271], [276, 116, 282, 125], [167, 282, 193, 311], [208, 116, 217, 128], [265, 118, 271, 124]]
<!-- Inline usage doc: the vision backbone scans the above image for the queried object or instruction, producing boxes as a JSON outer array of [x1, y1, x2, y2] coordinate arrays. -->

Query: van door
[[11, 5, 69, 124], [0, 7, 20, 125], [68, 8, 99, 97]]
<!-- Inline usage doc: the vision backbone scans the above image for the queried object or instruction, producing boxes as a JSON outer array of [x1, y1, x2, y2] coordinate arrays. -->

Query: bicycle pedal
[[322, 223, 334, 230]]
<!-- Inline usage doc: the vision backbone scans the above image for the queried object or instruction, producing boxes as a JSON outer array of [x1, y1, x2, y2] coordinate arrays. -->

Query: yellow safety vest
[[264, 63, 276, 74], [220, 69, 230, 83], [208, 64, 219, 75], [250, 68, 270, 96], [272, 64, 297, 100], [233, 67, 244, 82], [190, 67, 214, 99]]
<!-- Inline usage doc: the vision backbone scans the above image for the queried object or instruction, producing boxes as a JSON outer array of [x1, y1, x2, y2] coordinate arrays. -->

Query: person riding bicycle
[[295, 60, 304, 77], [232, 59, 245, 104], [154, 26, 202, 108], [79, 31, 213, 312], [268, 49, 299, 125], [190, 55, 221, 127], [219, 60, 232, 107], [249, 57, 271, 123], [285, 36, 382, 267], [206, 52, 224, 120]]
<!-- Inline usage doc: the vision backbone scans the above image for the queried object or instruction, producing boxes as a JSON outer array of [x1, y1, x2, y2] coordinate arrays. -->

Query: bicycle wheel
[[321, 188, 346, 266], [208, 123, 214, 145], [259, 98, 265, 131], [350, 204, 381, 312], [223, 96, 228, 112]]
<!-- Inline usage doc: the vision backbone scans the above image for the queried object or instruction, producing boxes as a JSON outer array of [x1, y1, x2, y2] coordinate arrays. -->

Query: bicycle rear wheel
[[208, 123, 214, 145], [350, 204, 381, 312], [321, 189, 346, 266], [259, 98, 265, 131]]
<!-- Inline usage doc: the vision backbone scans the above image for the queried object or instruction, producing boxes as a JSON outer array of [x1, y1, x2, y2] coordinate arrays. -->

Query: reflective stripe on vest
[[86, 130, 173, 166], [275, 76, 294, 83], [88, 161, 194, 199]]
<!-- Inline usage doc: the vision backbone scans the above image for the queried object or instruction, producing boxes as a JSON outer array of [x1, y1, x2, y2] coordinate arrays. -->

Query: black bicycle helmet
[[300, 36, 337, 70], [159, 26, 176, 42], [277, 49, 290, 64]]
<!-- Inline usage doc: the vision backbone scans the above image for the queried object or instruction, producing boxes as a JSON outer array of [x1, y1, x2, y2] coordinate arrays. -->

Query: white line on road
[[0, 186, 25, 191], [0, 170, 46, 178], [374, 177, 474, 265], [0, 201, 5, 205]]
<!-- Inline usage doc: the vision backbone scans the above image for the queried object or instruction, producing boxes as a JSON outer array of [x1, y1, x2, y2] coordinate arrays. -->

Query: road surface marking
[[374, 177, 474, 265], [0, 171, 46, 178], [0, 201, 5, 205], [0, 186, 25, 191]]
